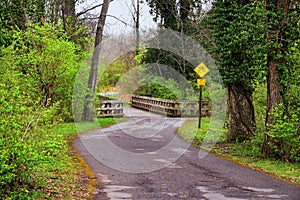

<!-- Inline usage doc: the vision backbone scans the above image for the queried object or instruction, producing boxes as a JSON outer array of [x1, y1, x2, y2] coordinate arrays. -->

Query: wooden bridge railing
[[131, 95, 210, 117], [96, 96, 124, 118]]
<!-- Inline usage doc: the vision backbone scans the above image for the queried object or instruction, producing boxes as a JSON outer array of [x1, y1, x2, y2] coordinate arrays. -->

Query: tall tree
[[211, 0, 267, 141], [144, 0, 203, 79], [82, 0, 111, 121], [146, 0, 202, 32], [146, 0, 177, 29], [261, 0, 300, 158]]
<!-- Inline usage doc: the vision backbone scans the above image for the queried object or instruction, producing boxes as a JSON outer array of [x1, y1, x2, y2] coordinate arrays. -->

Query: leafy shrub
[[0, 23, 84, 198], [1, 61, 46, 197], [11, 23, 85, 121], [267, 104, 300, 162], [134, 76, 193, 100], [97, 51, 138, 92]]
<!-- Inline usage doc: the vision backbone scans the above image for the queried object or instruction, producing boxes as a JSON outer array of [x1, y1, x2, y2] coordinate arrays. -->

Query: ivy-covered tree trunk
[[261, 0, 289, 158], [82, 0, 110, 121], [211, 1, 264, 142], [265, 59, 283, 125], [227, 83, 255, 142]]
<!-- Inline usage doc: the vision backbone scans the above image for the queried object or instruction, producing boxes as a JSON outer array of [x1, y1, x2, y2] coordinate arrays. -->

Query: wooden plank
[[96, 108, 124, 111]]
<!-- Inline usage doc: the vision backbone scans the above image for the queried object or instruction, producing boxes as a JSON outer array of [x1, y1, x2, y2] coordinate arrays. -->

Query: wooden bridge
[[96, 96, 124, 117], [97, 94, 210, 118], [131, 95, 210, 117]]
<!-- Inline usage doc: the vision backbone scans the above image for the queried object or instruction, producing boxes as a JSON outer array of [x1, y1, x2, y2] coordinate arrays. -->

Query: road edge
[[192, 143, 300, 187], [70, 137, 99, 200]]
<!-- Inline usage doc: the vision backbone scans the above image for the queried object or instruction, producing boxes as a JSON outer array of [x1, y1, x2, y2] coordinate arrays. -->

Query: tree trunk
[[62, 0, 76, 31], [227, 83, 255, 142], [261, 47, 284, 159], [135, 0, 140, 55], [63, 0, 75, 17], [261, 0, 289, 158], [82, 0, 110, 121], [179, 0, 190, 33]]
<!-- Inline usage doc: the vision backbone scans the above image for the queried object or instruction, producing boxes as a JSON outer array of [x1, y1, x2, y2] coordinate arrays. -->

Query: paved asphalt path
[[74, 107, 300, 200]]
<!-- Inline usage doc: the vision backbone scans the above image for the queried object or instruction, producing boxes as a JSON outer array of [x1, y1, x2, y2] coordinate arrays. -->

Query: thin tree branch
[[79, 14, 131, 27], [76, 0, 114, 18], [107, 14, 131, 26], [77, 3, 104, 17]]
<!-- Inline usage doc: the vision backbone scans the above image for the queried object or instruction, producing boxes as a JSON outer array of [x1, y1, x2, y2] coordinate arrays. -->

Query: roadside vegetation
[[1, 0, 299, 198], [178, 82, 300, 185], [178, 117, 300, 185]]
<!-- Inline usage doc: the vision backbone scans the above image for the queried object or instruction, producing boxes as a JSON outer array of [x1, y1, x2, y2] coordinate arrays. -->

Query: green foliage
[[134, 76, 198, 100], [0, 57, 62, 198], [0, 23, 88, 197], [97, 52, 137, 92], [0, 0, 92, 50], [7, 23, 85, 121], [146, 0, 202, 32], [267, 104, 300, 162], [211, 0, 267, 90], [253, 84, 267, 131], [0, 0, 44, 31], [140, 48, 196, 81], [135, 78, 178, 100], [282, 39, 300, 115], [142, 0, 204, 85]]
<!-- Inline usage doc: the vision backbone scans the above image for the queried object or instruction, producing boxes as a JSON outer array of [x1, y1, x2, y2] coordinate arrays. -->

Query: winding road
[[74, 107, 300, 200]]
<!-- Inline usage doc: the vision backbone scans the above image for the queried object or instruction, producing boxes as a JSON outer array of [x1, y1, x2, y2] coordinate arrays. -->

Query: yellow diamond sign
[[194, 62, 209, 78]]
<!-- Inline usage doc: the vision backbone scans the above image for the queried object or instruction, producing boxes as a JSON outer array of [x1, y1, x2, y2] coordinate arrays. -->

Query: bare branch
[[107, 14, 131, 26], [79, 14, 131, 27], [77, 3, 104, 17], [76, 0, 114, 18]]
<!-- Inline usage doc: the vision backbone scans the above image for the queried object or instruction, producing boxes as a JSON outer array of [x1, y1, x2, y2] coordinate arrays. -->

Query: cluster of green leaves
[[134, 77, 182, 100], [97, 51, 137, 92], [264, 12, 300, 161], [0, 54, 63, 198], [282, 39, 300, 115], [140, 48, 197, 81], [0, 23, 87, 198], [211, 1, 267, 90], [233, 81, 300, 163], [267, 104, 300, 162], [13, 24, 85, 121], [0, 0, 46, 47]]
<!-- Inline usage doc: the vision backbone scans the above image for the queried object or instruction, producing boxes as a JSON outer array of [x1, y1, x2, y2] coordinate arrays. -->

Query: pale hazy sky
[[78, 0, 157, 36]]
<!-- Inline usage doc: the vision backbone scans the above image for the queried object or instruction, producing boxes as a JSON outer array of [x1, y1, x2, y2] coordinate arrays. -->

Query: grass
[[178, 118, 227, 145], [177, 118, 300, 186], [36, 117, 128, 199]]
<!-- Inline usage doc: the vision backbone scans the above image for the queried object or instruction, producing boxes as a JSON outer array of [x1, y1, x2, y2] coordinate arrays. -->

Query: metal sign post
[[198, 84, 203, 129], [194, 63, 209, 129]]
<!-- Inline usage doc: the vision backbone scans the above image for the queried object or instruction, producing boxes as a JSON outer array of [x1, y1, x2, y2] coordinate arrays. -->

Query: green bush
[[134, 77, 191, 100], [11, 23, 85, 121], [267, 105, 300, 162], [0, 61, 59, 198], [0, 23, 85, 198]]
